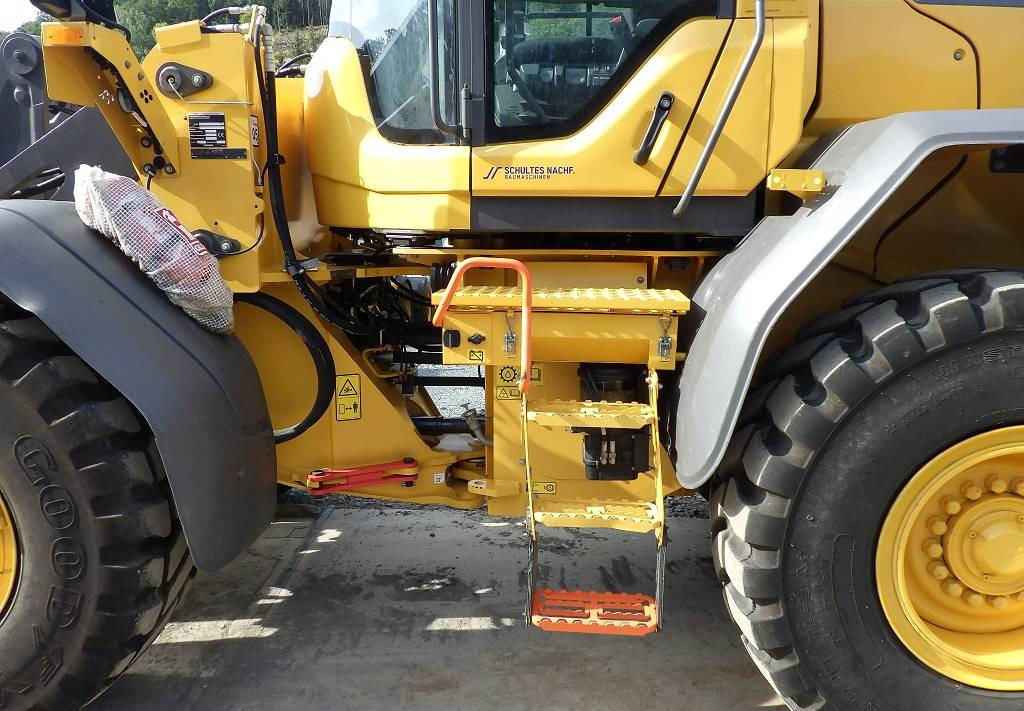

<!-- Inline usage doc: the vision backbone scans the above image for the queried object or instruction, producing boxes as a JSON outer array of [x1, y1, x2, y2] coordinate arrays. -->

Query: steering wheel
[[505, 64, 550, 122]]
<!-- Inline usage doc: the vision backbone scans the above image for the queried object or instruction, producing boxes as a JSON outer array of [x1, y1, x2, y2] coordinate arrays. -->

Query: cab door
[[469, 0, 812, 226], [472, 0, 729, 199]]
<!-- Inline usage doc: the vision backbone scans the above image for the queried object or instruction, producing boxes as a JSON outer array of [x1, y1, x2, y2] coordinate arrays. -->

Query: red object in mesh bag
[[73, 165, 235, 334]]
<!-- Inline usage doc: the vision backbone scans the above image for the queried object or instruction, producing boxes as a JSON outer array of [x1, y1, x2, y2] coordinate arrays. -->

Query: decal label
[[483, 165, 576, 181], [335, 375, 362, 421], [188, 112, 227, 148]]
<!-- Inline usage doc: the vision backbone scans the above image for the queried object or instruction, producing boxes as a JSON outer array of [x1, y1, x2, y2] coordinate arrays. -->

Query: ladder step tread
[[533, 498, 661, 533], [527, 400, 656, 429], [531, 589, 658, 636], [432, 286, 690, 314]]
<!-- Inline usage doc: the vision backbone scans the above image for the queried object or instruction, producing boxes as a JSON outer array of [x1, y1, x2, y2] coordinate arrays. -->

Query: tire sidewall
[[783, 333, 1024, 710], [0, 383, 98, 707]]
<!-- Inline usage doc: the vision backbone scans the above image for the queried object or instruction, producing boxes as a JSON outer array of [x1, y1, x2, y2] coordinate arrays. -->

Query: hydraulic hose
[[234, 292, 335, 444], [252, 33, 371, 336]]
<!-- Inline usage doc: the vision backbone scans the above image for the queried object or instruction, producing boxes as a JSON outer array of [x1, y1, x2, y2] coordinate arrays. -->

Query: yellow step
[[533, 498, 661, 534], [432, 286, 690, 315], [527, 400, 656, 430]]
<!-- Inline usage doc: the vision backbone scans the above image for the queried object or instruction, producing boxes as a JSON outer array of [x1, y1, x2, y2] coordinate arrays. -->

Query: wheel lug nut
[[923, 539, 944, 558], [943, 580, 964, 597], [928, 517, 949, 536], [962, 482, 983, 500], [986, 476, 1008, 494], [1011, 477, 1024, 496], [941, 497, 962, 516], [989, 595, 1009, 609], [964, 591, 986, 607], [929, 562, 951, 580]]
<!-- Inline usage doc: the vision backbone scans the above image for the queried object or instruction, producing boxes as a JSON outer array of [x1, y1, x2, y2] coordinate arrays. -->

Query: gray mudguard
[[675, 109, 1024, 489], [0, 200, 276, 570]]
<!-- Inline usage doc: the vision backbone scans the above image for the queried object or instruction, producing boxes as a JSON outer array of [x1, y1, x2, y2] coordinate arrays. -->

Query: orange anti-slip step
[[531, 589, 658, 636]]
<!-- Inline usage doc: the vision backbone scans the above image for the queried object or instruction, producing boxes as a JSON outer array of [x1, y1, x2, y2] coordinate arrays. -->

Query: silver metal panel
[[674, 109, 1024, 489]]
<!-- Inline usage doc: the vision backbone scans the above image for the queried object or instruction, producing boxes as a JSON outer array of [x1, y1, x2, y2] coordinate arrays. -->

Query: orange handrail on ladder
[[431, 257, 534, 394]]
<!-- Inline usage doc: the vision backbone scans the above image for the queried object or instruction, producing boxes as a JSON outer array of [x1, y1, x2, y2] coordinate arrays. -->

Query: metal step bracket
[[523, 371, 667, 636]]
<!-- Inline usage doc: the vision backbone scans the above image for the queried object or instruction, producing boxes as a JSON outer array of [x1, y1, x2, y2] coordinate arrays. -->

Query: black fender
[[0, 199, 276, 571]]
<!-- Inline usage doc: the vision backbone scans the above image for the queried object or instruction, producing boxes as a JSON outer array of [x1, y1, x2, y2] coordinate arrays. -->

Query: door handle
[[633, 92, 675, 166], [427, 0, 462, 141]]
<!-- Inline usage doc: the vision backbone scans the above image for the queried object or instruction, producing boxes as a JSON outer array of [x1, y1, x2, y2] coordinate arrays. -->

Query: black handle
[[633, 92, 674, 166]]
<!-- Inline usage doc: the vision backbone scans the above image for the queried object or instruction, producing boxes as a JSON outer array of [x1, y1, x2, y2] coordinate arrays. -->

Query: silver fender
[[674, 108, 1024, 489]]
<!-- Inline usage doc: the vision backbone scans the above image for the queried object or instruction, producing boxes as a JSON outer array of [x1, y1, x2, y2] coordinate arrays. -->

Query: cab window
[[489, 0, 718, 141], [329, 0, 458, 144]]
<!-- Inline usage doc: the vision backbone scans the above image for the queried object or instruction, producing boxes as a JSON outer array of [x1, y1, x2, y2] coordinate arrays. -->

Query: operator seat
[[509, 36, 620, 119]]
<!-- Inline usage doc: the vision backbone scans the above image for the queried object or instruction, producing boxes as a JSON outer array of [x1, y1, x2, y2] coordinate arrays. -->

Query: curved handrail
[[673, 0, 766, 216], [431, 257, 534, 394]]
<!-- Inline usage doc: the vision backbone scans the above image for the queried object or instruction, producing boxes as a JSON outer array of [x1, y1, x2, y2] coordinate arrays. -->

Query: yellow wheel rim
[[878, 426, 1024, 690], [0, 488, 18, 620]]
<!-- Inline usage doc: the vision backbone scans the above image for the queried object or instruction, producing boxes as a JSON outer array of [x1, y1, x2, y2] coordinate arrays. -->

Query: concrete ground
[[91, 501, 785, 711]]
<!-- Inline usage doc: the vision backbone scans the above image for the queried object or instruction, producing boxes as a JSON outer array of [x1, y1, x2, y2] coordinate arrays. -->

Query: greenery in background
[[1, 12, 50, 38], [1, 1, 328, 64], [524, 2, 628, 39]]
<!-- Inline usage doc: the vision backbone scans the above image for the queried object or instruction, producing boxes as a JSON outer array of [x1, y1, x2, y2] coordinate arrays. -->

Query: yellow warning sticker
[[469, 349, 485, 362], [496, 365, 543, 386], [496, 386, 521, 400], [532, 482, 557, 495], [335, 375, 362, 421]]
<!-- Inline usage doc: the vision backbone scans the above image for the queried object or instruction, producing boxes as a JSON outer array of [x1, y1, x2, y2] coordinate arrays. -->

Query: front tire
[[713, 270, 1024, 709], [0, 299, 194, 711]]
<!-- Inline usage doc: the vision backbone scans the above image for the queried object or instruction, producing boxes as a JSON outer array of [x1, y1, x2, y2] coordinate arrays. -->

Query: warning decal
[[532, 482, 557, 495], [335, 375, 362, 421], [469, 349, 485, 362], [495, 365, 543, 399]]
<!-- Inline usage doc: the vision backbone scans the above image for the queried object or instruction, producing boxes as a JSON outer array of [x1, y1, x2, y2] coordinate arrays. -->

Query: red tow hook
[[306, 458, 419, 495]]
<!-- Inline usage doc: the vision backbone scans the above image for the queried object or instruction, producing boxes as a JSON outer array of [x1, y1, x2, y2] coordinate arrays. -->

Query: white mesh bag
[[73, 165, 235, 335]]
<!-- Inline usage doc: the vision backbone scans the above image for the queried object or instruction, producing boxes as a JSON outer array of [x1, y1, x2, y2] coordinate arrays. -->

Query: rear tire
[[713, 270, 1024, 709], [0, 297, 194, 711]]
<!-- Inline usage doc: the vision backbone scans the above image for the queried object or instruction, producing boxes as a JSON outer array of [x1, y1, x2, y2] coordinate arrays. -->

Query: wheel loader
[[1, 0, 1024, 708]]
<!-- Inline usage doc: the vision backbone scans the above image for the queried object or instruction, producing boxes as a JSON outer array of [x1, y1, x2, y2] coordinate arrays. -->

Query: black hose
[[200, 7, 232, 23], [279, 52, 312, 70], [235, 292, 336, 444], [276, 52, 312, 76], [82, 4, 131, 40], [253, 39, 372, 336], [10, 173, 65, 199]]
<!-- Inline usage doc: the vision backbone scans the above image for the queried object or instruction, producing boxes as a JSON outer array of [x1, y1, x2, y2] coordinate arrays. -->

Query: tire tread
[[712, 270, 1024, 710], [0, 299, 194, 710]]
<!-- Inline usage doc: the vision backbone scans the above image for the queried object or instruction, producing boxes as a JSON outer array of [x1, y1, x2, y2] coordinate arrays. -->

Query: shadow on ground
[[92, 503, 785, 711]]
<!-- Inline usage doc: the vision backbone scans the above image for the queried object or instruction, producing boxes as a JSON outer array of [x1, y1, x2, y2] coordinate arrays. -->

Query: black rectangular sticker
[[191, 148, 247, 160]]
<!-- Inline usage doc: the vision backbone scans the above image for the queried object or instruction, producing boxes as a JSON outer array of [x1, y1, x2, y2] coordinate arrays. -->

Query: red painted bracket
[[307, 458, 418, 495]]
